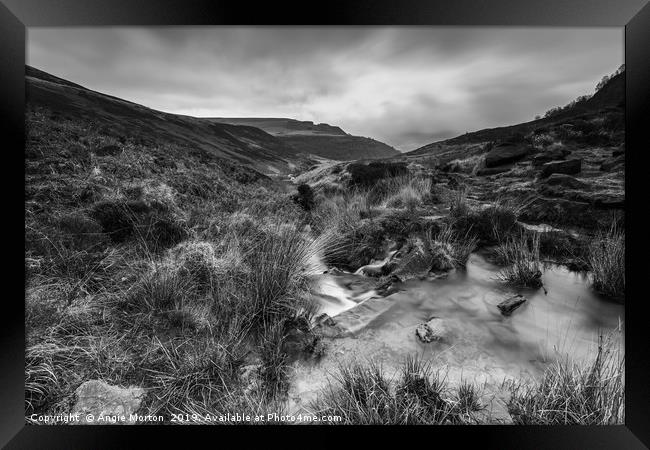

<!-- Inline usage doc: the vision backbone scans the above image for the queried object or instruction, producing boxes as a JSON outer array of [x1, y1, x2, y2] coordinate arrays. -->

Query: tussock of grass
[[455, 380, 483, 414], [448, 187, 470, 221], [379, 175, 433, 210], [311, 175, 434, 270], [311, 356, 484, 425], [128, 264, 193, 312], [447, 190, 519, 245], [588, 224, 625, 299], [242, 225, 329, 330], [495, 232, 543, 288], [508, 334, 624, 424], [258, 323, 290, 397], [427, 225, 478, 268]]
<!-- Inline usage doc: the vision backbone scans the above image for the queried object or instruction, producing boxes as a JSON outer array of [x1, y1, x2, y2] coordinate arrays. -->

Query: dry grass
[[508, 333, 624, 424], [427, 225, 478, 268], [24, 107, 335, 421], [588, 224, 625, 299], [380, 175, 433, 210], [495, 232, 543, 288], [311, 355, 486, 425]]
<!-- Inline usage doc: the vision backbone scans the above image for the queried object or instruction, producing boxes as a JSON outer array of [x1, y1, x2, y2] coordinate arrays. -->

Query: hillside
[[25, 66, 304, 175], [211, 117, 400, 161], [408, 70, 625, 157]]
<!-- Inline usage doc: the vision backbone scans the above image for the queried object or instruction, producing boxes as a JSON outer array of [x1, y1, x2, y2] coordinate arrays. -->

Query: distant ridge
[[209, 118, 347, 136], [211, 117, 400, 161]]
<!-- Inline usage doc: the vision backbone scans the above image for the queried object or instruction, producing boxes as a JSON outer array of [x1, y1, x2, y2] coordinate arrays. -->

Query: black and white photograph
[[23, 25, 627, 426]]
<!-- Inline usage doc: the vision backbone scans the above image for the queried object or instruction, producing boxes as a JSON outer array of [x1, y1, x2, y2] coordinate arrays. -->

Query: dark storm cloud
[[27, 27, 622, 151]]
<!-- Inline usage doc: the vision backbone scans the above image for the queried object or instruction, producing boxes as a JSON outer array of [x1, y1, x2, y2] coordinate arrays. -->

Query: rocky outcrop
[[72, 380, 145, 424], [497, 295, 527, 316], [540, 159, 582, 178], [415, 317, 447, 343], [485, 143, 531, 168]]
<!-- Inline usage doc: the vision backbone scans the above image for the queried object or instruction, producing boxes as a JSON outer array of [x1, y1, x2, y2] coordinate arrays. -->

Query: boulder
[[415, 317, 447, 343], [532, 147, 571, 167], [72, 380, 145, 424], [485, 143, 532, 168], [540, 159, 582, 178], [497, 295, 527, 316], [600, 154, 625, 171], [476, 167, 511, 176]]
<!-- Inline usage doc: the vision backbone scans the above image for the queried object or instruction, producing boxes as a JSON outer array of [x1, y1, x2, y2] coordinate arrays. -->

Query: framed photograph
[[2, 0, 649, 447]]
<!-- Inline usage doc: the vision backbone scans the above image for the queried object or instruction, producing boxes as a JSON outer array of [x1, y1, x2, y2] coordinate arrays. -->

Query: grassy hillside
[[26, 66, 304, 175], [408, 71, 624, 157]]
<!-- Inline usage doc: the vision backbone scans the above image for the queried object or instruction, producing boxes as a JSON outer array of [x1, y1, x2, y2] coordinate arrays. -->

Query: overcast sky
[[27, 27, 622, 151]]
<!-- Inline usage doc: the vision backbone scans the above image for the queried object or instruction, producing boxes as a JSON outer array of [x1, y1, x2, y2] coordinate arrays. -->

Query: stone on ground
[[485, 143, 531, 168], [415, 317, 447, 343], [532, 147, 571, 166], [72, 380, 145, 424], [540, 158, 582, 178]]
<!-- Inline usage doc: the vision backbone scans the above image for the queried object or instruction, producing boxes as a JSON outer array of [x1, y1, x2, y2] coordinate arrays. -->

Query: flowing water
[[289, 250, 624, 413]]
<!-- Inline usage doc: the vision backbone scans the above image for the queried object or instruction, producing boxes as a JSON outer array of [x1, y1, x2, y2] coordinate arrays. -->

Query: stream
[[289, 250, 624, 414]]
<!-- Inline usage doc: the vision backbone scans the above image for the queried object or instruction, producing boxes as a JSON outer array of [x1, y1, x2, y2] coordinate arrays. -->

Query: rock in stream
[[497, 295, 527, 316]]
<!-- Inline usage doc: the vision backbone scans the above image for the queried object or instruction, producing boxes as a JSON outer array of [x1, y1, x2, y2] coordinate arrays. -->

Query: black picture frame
[[2, 0, 649, 448]]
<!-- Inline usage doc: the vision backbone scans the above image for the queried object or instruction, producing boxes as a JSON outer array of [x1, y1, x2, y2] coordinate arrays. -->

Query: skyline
[[28, 27, 623, 151]]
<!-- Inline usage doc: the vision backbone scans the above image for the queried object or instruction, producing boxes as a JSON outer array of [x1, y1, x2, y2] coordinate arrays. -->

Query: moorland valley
[[25, 65, 625, 424]]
